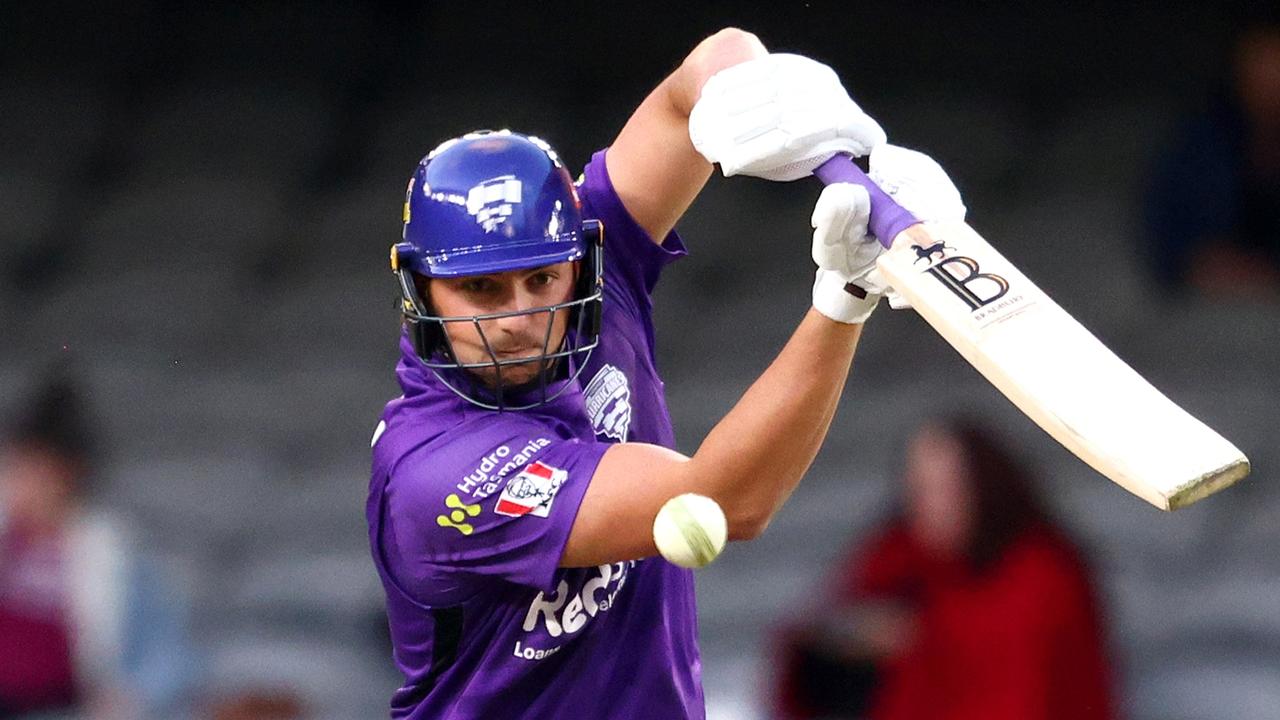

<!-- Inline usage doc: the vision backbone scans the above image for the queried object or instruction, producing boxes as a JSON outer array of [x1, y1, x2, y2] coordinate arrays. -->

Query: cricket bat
[[815, 155, 1249, 510]]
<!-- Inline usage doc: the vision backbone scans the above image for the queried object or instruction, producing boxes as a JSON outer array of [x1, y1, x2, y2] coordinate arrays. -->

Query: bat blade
[[877, 219, 1250, 510]]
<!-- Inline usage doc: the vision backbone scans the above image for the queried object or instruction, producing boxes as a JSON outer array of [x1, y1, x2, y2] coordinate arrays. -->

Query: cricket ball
[[652, 493, 728, 569]]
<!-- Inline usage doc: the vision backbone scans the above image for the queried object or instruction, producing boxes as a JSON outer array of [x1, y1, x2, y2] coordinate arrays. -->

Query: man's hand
[[689, 53, 885, 181], [810, 182, 883, 324], [868, 143, 967, 227], [813, 144, 968, 314]]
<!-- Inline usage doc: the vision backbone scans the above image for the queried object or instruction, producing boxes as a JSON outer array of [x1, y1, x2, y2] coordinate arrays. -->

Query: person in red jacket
[[774, 418, 1115, 720]]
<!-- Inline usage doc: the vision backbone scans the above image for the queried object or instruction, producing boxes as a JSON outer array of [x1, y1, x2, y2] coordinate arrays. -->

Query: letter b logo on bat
[[924, 255, 1009, 311]]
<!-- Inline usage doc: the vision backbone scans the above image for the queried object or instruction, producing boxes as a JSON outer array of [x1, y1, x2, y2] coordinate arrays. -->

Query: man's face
[[426, 261, 578, 388]]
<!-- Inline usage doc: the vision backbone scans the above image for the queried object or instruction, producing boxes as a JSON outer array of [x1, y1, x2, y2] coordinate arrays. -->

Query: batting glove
[[810, 182, 884, 324], [868, 143, 966, 228], [689, 53, 886, 182], [857, 143, 968, 309], [808, 144, 967, 312]]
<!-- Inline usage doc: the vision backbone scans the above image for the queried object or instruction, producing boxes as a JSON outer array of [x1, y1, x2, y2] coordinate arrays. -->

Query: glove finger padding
[[803, 143, 963, 324], [809, 182, 918, 314], [843, 143, 962, 312], [811, 183, 871, 273], [690, 54, 886, 182], [810, 182, 884, 324], [868, 143, 966, 223]]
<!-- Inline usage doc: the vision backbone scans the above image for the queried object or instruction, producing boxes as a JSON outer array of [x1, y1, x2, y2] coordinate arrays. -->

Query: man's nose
[[489, 287, 545, 334]]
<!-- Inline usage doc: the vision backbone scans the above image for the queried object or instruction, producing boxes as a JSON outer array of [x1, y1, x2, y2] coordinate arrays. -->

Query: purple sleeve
[[381, 416, 608, 604], [579, 149, 687, 318]]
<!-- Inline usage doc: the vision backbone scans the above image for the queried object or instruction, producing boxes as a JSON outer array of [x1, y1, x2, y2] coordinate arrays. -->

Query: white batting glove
[[868, 143, 966, 226], [689, 54, 886, 182], [810, 183, 883, 324], [827, 144, 968, 311]]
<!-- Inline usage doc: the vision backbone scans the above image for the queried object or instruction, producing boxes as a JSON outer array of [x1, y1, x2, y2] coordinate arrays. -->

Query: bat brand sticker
[[911, 243, 1010, 311], [911, 241, 953, 264], [495, 461, 566, 518]]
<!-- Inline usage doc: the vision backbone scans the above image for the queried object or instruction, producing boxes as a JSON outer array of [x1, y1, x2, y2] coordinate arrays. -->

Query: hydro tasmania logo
[[911, 240, 1010, 311]]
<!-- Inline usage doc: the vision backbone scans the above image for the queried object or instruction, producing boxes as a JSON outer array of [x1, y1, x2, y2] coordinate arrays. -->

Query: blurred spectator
[[0, 375, 193, 719], [772, 418, 1114, 720], [1144, 13, 1280, 297]]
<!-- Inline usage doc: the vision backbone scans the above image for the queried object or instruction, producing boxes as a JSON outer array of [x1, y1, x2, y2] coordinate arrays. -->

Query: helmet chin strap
[[414, 294, 597, 411], [426, 343, 592, 412]]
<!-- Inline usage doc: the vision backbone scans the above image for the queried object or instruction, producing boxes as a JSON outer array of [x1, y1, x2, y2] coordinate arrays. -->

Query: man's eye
[[461, 279, 494, 293], [531, 273, 556, 287]]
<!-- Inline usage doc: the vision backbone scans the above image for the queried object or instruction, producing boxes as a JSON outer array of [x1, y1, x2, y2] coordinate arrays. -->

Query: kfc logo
[[495, 461, 565, 518]]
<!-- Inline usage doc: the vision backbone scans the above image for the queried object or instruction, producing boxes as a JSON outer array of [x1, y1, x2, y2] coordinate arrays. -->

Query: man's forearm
[[666, 28, 768, 118], [605, 28, 768, 242], [688, 310, 862, 538]]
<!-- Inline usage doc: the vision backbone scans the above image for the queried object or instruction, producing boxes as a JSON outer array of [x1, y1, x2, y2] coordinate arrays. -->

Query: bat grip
[[813, 155, 921, 248]]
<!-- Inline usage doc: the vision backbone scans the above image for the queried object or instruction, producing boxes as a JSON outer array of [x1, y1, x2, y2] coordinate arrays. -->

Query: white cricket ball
[[652, 493, 728, 569]]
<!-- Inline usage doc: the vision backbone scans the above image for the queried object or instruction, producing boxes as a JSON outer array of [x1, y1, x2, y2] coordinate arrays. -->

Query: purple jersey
[[366, 150, 703, 719]]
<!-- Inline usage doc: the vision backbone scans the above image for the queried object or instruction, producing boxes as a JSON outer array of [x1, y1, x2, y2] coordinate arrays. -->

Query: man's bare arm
[[606, 28, 767, 243], [561, 311, 862, 567]]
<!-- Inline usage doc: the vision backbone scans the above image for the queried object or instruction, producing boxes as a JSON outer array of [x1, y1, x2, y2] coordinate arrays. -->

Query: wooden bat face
[[876, 220, 1249, 510]]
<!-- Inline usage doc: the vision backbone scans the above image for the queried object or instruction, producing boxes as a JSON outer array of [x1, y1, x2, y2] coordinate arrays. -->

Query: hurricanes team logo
[[911, 242, 1009, 311], [584, 365, 632, 442], [466, 175, 523, 232]]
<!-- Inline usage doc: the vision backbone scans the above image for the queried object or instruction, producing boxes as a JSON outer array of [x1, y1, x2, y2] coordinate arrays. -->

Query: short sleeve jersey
[[366, 150, 703, 719]]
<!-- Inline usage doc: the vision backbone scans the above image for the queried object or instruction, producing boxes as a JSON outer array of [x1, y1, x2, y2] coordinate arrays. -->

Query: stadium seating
[[2, 4, 1274, 717]]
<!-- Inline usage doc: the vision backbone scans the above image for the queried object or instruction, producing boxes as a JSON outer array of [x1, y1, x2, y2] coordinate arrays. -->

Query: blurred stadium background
[[1, 1, 1277, 718]]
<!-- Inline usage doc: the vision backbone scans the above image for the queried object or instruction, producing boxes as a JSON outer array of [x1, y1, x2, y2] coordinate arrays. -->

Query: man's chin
[[469, 362, 546, 389]]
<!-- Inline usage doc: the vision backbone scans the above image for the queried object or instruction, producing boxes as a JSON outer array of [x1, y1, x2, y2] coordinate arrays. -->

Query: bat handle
[[813, 154, 921, 249]]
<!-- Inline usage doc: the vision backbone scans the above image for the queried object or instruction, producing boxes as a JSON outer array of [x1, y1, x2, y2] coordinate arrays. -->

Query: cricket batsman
[[366, 28, 966, 718]]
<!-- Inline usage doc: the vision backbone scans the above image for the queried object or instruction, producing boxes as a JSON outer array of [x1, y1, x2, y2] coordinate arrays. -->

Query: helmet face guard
[[392, 130, 604, 410], [392, 221, 604, 411]]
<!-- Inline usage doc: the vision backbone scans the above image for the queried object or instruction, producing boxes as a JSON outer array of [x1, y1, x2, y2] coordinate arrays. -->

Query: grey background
[[2, 2, 1276, 717]]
